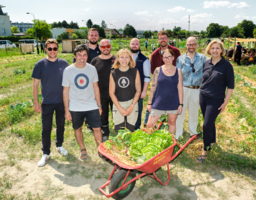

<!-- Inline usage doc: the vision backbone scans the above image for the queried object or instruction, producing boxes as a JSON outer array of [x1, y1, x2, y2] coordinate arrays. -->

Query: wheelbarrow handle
[[156, 118, 166, 130]]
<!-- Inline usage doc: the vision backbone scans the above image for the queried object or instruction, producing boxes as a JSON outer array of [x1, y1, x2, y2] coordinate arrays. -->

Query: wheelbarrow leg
[[148, 163, 171, 186]]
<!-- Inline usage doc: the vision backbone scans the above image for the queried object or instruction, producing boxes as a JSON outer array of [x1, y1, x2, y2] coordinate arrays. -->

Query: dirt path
[[0, 147, 255, 200]]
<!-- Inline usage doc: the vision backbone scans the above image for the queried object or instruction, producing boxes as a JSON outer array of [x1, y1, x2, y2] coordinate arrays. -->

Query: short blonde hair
[[112, 49, 136, 69], [205, 39, 225, 57], [45, 39, 58, 48], [88, 28, 99, 35]]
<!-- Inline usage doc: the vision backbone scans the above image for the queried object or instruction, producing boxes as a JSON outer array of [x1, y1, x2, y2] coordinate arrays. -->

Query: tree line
[[10, 19, 256, 41]]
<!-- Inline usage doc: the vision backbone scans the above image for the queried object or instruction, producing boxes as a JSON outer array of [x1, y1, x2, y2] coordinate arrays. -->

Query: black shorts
[[70, 109, 102, 130]]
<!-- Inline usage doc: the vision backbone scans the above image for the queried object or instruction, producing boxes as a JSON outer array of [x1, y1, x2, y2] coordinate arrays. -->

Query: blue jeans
[[135, 98, 143, 130], [143, 109, 150, 125]]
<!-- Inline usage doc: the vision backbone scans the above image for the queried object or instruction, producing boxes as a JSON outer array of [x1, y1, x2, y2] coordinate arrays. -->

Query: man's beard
[[130, 48, 140, 53], [102, 51, 111, 55], [89, 40, 98, 45]]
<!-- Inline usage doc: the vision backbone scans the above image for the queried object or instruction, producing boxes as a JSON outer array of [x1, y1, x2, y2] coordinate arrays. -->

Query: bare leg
[[93, 127, 102, 147], [147, 114, 161, 128], [74, 126, 85, 150], [167, 113, 177, 136]]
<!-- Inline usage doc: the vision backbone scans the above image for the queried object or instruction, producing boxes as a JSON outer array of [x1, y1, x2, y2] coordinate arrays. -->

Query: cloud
[[181, 13, 213, 23], [154, 11, 160, 14], [167, 6, 186, 13], [159, 18, 179, 25], [84, 0, 91, 1], [84, 8, 90, 11], [134, 11, 152, 17], [235, 14, 256, 20], [134, 11, 149, 15], [203, 1, 250, 9], [186, 9, 195, 12]]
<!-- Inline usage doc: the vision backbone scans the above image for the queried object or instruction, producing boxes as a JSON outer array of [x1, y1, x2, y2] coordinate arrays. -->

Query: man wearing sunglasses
[[73, 28, 101, 64], [32, 39, 69, 167], [91, 39, 116, 142], [175, 36, 206, 140], [129, 38, 151, 130]]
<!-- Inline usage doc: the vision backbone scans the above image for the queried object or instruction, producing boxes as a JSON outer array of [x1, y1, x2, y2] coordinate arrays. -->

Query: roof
[[0, 7, 5, 15]]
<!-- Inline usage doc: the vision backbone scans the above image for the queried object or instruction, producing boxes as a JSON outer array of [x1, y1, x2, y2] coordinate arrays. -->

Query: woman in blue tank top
[[147, 49, 183, 137]]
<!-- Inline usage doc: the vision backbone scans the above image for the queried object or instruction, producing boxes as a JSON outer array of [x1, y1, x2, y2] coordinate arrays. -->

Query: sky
[[3, 0, 256, 32]]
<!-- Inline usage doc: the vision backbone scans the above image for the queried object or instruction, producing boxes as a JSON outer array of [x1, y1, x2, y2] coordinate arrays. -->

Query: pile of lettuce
[[103, 129, 173, 164]]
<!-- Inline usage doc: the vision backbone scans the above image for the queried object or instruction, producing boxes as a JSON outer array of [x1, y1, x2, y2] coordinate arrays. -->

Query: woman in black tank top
[[109, 49, 141, 133]]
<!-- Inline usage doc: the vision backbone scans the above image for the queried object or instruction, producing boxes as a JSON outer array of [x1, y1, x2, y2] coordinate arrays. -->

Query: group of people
[[32, 28, 234, 167], [227, 41, 256, 65]]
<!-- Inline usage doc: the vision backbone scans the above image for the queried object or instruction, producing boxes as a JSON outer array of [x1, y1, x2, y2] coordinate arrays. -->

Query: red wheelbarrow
[[98, 131, 197, 199]]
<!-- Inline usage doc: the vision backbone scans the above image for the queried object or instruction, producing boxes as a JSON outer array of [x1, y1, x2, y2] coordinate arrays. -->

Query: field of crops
[[0, 42, 256, 200]]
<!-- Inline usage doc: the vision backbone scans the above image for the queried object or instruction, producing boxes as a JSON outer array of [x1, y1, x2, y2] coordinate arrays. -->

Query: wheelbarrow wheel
[[109, 169, 136, 200]]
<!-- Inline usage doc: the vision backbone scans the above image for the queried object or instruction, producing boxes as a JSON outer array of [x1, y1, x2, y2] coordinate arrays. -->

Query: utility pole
[[188, 15, 190, 32]]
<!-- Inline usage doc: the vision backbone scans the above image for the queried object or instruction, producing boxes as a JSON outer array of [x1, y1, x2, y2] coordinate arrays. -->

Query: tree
[[123, 24, 137, 37], [27, 19, 52, 40], [229, 26, 244, 38], [143, 31, 152, 38], [101, 20, 107, 28], [51, 22, 58, 28], [92, 24, 106, 37], [253, 28, 256, 38], [75, 30, 87, 39], [199, 30, 207, 38], [71, 33, 78, 39], [56, 32, 69, 42], [61, 20, 69, 28], [166, 29, 172, 37], [206, 23, 222, 37], [220, 25, 229, 37], [237, 19, 255, 38], [70, 21, 79, 29], [11, 26, 19, 33], [86, 19, 93, 29]]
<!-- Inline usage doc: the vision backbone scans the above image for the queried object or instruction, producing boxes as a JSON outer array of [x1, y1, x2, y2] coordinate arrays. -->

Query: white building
[[0, 6, 12, 37], [51, 28, 67, 39], [11, 22, 33, 33]]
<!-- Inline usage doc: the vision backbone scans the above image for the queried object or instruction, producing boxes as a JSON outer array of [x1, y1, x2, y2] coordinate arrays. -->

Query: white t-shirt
[[62, 63, 99, 111]]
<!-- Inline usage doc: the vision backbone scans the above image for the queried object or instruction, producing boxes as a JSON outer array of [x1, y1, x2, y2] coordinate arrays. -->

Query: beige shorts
[[150, 109, 178, 116], [112, 99, 138, 126]]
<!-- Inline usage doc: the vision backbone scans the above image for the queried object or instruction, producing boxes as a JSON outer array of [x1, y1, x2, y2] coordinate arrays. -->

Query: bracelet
[[98, 105, 102, 107], [148, 104, 152, 105], [179, 103, 183, 107]]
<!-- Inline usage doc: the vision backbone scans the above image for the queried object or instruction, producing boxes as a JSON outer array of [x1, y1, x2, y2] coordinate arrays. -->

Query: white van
[[0, 40, 16, 49], [18, 39, 37, 47]]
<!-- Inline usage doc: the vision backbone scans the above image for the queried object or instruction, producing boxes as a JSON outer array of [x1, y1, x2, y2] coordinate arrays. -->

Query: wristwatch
[[98, 105, 102, 107], [179, 104, 183, 107]]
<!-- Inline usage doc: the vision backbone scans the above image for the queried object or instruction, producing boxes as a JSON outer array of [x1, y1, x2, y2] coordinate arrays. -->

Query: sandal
[[80, 149, 87, 160], [196, 155, 207, 163]]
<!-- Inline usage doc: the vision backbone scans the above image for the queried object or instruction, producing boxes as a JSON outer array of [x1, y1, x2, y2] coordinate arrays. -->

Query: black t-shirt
[[32, 58, 69, 104], [200, 57, 234, 99], [111, 68, 137, 102], [73, 44, 101, 64], [91, 55, 116, 98]]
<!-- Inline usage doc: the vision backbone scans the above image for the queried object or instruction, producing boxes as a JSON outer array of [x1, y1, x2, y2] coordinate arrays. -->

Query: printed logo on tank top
[[118, 76, 130, 88], [74, 73, 89, 89]]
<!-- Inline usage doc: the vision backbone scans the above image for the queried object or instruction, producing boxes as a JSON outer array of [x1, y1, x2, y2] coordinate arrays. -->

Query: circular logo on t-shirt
[[74, 74, 89, 89], [118, 76, 130, 88]]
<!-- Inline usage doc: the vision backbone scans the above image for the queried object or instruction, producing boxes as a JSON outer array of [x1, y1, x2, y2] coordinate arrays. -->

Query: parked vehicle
[[0, 40, 16, 49], [18, 39, 37, 47]]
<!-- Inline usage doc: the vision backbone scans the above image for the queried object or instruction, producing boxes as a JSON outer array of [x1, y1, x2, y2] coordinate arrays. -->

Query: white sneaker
[[56, 146, 68, 156], [38, 154, 50, 167]]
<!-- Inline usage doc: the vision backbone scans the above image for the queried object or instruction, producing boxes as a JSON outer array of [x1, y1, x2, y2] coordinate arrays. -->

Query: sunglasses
[[47, 47, 58, 51], [191, 63, 195, 73], [100, 45, 111, 49]]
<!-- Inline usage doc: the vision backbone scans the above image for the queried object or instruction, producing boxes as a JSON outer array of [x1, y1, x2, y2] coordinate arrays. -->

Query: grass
[[0, 42, 256, 199]]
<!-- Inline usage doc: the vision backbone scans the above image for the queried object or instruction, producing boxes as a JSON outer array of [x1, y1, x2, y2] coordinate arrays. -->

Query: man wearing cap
[[175, 36, 207, 140]]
